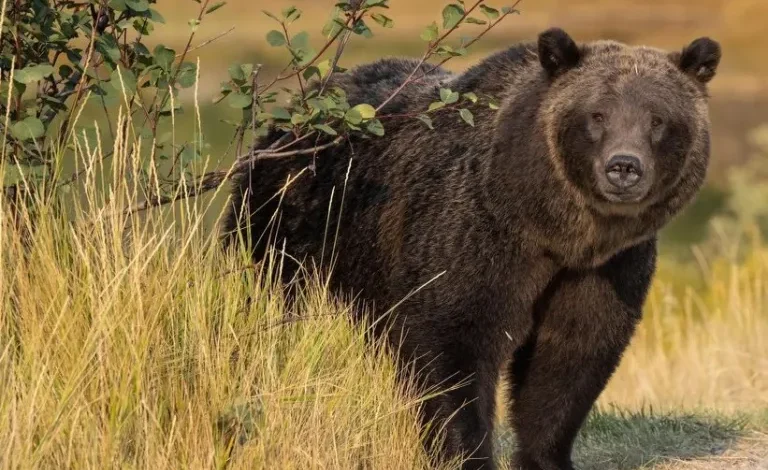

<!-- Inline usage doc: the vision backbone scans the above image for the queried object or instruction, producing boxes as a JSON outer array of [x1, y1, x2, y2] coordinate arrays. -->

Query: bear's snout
[[605, 154, 643, 189]]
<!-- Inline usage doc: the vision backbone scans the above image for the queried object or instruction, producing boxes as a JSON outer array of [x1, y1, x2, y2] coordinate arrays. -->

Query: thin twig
[[256, 8, 366, 95], [318, 29, 352, 96], [413, 0, 522, 82], [176, 26, 235, 58], [249, 65, 263, 150], [124, 136, 344, 214], [375, 0, 514, 113], [147, 0, 211, 132], [244, 136, 342, 161]]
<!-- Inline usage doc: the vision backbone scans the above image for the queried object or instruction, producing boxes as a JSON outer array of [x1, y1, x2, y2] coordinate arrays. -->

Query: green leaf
[[109, 0, 128, 11], [228, 63, 246, 81], [158, 99, 182, 115], [288, 31, 315, 64], [313, 124, 338, 136], [440, 88, 459, 104], [59, 64, 73, 79], [270, 107, 292, 121], [12, 69, 33, 84], [266, 30, 286, 47], [488, 98, 500, 110], [227, 92, 252, 109], [262, 10, 280, 22], [345, 108, 362, 125], [366, 119, 385, 136], [463, 92, 478, 103], [303, 66, 321, 81], [436, 45, 458, 57], [352, 19, 373, 38], [148, 9, 165, 23], [133, 18, 154, 35], [153, 45, 175, 71], [177, 62, 198, 88], [352, 103, 376, 120], [291, 31, 310, 49], [465, 17, 487, 25], [420, 21, 439, 42], [442, 4, 465, 29], [35, 64, 54, 77], [416, 114, 434, 130], [188, 18, 201, 32], [428, 101, 446, 111], [322, 18, 344, 37], [125, 0, 150, 12], [240, 63, 254, 78], [371, 13, 394, 28], [110, 65, 137, 94], [501, 6, 520, 14], [282, 6, 301, 23], [364, 0, 389, 6], [317, 59, 332, 78], [205, 1, 226, 14], [459, 108, 474, 126], [291, 113, 308, 125], [479, 5, 500, 20], [96, 34, 121, 64], [11, 117, 45, 140], [13, 64, 54, 84]]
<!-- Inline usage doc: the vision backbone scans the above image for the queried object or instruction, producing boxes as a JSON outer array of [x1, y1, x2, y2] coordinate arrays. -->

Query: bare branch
[[124, 136, 345, 214], [175, 26, 236, 58], [375, 0, 519, 113]]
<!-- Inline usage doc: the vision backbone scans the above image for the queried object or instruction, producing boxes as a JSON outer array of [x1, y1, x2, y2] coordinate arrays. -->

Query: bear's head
[[537, 28, 721, 217]]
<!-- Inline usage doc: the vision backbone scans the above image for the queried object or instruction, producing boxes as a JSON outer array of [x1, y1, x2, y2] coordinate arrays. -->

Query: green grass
[[573, 409, 746, 469]]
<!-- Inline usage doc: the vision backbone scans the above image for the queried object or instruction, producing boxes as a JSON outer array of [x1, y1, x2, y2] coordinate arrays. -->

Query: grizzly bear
[[222, 28, 721, 470]]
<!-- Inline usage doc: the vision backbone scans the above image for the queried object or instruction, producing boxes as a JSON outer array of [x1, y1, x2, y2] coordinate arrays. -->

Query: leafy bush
[[0, 0, 519, 217]]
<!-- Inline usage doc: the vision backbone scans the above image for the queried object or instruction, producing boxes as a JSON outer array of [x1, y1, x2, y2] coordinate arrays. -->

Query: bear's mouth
[[601, 189, 647, 204]]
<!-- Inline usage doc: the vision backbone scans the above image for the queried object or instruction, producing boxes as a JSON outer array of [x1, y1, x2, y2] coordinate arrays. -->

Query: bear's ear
[[672, 37, 721, 84], [538, 28, 581, 78]]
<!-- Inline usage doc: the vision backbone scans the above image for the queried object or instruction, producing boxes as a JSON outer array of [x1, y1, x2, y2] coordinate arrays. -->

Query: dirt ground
[[658, 432, 768, 470]]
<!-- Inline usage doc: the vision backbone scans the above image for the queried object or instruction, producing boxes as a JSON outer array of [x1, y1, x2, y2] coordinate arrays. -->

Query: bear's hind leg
[[402, 332, 504, 470]]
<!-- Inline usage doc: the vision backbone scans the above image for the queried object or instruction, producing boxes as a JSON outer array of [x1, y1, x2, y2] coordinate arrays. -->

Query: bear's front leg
[[506, 239, 656, 470]]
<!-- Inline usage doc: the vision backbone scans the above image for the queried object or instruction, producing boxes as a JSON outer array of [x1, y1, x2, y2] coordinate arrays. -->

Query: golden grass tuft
[[602, 227, 768, 413], [0, 118, 446, 469]]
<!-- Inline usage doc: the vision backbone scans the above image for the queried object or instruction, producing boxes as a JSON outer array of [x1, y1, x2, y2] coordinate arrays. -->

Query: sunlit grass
[[602, 225, 768, 413], [0, 90, 457, 467], [1, 42, 767, 469], [2, 123, 766, 468]]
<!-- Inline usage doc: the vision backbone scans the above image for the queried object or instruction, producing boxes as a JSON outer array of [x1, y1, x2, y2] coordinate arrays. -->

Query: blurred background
[[143, 0, 768, 252]]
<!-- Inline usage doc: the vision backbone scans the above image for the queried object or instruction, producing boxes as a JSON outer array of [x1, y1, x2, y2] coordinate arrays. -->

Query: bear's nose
[[605, 154, 643, 189]]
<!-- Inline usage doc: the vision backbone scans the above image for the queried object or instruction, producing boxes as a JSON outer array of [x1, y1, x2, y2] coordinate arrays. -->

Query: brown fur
[[222, 29, 721, 470]]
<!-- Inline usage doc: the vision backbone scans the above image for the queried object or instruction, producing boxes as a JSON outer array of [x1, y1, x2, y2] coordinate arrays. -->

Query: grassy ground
[[2, 2, 768, 467], [1, 112, 767, 470]]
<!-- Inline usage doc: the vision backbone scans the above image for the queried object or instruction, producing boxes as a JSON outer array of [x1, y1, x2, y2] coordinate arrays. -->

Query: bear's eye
[[591, 113, 604, 124], [651, 116, 664, 128]]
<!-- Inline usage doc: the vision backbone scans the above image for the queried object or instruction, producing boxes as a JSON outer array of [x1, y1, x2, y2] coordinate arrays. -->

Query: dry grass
[[1, 4, 768, 463], [0, 114, 453, 468], [602, 227, 768, 413], [1, 124, 766, 469]]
